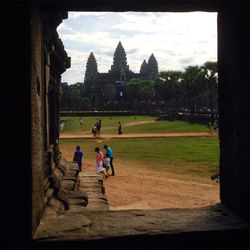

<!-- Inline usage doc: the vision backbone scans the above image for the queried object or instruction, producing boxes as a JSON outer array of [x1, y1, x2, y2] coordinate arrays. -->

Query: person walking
[[92, 124, 97, 138], [98, 118, 102, 130], [213, 119, 218, 134], [118, 121, 123, 135], [60, 120, 65, 130], [73, 146, 84, 171], [96, 120, 101, 138], [208, 121, 213, 135], [104, 144, 115, 176]]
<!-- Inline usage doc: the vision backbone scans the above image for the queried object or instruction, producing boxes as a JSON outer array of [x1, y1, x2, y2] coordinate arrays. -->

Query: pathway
[[60, 132, 217, 139]]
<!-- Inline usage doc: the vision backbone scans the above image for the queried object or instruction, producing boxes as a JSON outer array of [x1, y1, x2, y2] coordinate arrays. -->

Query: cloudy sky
[[57, 11, 217, 85]]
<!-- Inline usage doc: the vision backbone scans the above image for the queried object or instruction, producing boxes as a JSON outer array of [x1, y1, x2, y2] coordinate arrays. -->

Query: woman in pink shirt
[[95, 147, 106, 174]]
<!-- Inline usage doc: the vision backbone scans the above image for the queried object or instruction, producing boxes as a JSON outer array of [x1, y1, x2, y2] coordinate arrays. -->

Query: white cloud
[[60, 31, 114, 45], [59, 11, 217, 85], [57, 23, 72, 32]]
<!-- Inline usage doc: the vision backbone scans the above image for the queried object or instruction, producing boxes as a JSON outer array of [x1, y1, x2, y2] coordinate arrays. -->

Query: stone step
[[78, 170, 109, 211]]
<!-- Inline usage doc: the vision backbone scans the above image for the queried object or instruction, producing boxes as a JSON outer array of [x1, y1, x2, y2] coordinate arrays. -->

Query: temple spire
[[110, 41, 129, 73], [147, 53, 158, 80], [84, 52, 98, 83], [140, 59, 148, 79]]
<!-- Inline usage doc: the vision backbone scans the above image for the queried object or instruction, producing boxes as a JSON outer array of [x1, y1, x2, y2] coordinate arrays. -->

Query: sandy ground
[[60, 132, 215, 139], [81, 158, 220, 211]]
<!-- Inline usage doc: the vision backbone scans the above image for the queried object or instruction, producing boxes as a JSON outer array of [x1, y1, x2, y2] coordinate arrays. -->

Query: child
[[103, 156, 111, 177]]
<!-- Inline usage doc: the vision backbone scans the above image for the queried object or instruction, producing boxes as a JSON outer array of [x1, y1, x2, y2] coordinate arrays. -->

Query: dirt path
[[60, 120, 217, 139], [123, 120, 156, 126], [82, 159, 220, 211], [60, 132, 216, 139]]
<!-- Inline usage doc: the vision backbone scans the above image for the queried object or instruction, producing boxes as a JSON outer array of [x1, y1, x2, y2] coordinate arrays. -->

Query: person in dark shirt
[[118, 121, 123, 135], [73, 146, 84, 171], [96, 121, 101, 138]]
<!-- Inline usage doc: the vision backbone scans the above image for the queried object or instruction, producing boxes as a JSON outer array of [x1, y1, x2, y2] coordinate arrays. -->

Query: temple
[[84, 41, 159, 85]]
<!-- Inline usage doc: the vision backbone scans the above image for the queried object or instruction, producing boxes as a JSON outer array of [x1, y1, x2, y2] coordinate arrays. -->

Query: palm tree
[[154, 70, 183, 114], [182, 66, 204, 121], [201, 61, 218, 120]]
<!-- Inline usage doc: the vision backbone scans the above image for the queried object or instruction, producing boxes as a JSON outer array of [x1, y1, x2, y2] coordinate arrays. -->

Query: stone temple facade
[[84, 41, 159, 85]]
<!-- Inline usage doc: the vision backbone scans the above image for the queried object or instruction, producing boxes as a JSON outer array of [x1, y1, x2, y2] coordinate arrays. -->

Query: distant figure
[[104, 144, 115, 176], [80, 117, 83, 126], [118, 121, 123, 135], [60, 121, 65, 130], [92, 125, 97, 138], [211, 173, 220, 183], [96, 120, 101, 138], [99, 118, 102, 129], [213, 119, 218, 134], [94, 147, 106, 175], [208, 121, 213, 135], [73, 146, 84, 171]]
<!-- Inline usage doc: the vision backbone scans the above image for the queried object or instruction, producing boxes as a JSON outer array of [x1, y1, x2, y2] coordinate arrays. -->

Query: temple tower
[[110, 41, 130, 80], [84, 52, 98, 83], [139, 59, 148, 79], [147, 53, 159, 80]]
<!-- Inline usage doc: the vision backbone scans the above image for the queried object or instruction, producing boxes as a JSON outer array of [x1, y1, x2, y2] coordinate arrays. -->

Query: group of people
[[92, 118, 102, 138], [72, 144, 115, 177], [60, 117, 123, 136], [91, 120, 123, 138], [95, 144, 115, 177]]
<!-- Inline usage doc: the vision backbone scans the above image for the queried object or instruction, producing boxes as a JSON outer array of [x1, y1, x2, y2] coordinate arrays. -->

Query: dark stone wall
[[31, 4, 45, 235], [30, 4, 70, 236], [4, 0, 249, 243], [34, 0, 219, 12], [218, 5, 250, 223]]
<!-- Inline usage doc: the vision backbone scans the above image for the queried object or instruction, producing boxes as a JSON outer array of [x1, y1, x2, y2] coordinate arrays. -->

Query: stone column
[[218, 4, 250, 223]]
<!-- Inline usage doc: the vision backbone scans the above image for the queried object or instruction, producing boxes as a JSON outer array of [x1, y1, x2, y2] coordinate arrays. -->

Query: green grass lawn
[[60, 115, 208, 134], [60, 137, 219, 178], [123, 120, 208, 133]]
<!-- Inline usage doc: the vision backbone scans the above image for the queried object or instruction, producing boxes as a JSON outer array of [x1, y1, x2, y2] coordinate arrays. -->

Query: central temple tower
[[109, 41, 131, 81]]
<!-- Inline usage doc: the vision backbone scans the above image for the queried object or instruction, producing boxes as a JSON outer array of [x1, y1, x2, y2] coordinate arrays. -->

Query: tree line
[[60, 61, 218, 116]]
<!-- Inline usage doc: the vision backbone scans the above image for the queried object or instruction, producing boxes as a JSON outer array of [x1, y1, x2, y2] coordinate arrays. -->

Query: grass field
[[60, 115, 209, 134], [60, 137, 219, 178]]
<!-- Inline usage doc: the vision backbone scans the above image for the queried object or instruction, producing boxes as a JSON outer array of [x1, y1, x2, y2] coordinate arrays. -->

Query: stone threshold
[[34, 203, 249, 241]]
